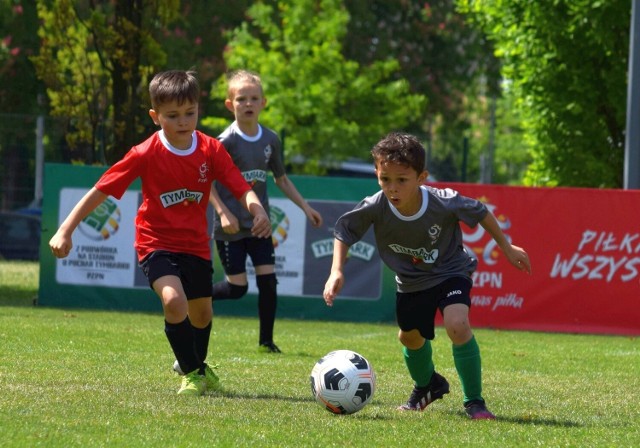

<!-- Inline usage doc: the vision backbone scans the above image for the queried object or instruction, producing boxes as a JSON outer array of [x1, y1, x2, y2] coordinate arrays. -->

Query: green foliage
[[203, 0, 426, 173], [31, 0, 109, 163], [0, 0, 42, 207], [342, 1, 508, 182], [458, 0, 630, 187], [30, 0, 181, 164]]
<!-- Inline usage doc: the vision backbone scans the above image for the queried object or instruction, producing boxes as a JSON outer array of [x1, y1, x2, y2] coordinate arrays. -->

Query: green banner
[[39, 163, 398, 323]]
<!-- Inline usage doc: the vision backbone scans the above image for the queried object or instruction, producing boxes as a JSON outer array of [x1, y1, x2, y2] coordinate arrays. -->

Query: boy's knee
[[227, 283, 248, 299], [212, 281, 248, 300], [398, 329, 424, 349]]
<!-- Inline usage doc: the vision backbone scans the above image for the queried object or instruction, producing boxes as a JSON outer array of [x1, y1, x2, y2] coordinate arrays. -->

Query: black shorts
[[139, 250, 213, 300], [396, 276, 472, 340], [215, 237, 275, 275]]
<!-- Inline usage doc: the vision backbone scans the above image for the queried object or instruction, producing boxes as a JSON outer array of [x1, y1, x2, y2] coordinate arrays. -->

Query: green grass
[[1, 261, 639, 447]]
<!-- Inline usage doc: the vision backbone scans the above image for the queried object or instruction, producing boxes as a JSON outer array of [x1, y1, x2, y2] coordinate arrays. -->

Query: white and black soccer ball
[[310, 349, 376, 415]]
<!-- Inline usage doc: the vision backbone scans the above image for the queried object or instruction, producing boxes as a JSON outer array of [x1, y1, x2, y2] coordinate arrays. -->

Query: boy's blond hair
[[226, 69, 264, 99]]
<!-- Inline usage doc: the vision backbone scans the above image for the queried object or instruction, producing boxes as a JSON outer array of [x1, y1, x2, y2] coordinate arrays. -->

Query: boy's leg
[[443, 302, 495, 419], [212, 239, 249, 301], [256, 272, 279, 352], [397, 328, 450, 411], [401, 333, 434, 387], [249, 237, 280, 352], [452, 334, 483, 402], [187, 297, 214, 363], [442, 303, 482, 401]]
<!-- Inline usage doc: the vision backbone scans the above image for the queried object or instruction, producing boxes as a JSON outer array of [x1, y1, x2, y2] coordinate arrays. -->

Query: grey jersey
[[214, 122, 286, 241], [334, 185, 488, 292]]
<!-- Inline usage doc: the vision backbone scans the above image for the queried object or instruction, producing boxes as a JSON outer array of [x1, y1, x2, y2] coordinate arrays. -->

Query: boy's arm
[[274, 174, 323, 227], [49, 187, 108, 258], [323, 239, 350, 306], [480, 212, 532, 274], [209, 182, 240, 234], [237, 189, 272, 239]]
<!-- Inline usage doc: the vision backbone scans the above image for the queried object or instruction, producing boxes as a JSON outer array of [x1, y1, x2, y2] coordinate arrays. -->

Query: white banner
[[55, 188, 140, 288]]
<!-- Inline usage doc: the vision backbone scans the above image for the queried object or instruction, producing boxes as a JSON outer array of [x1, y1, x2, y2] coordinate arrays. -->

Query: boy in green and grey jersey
[[323, 132, 531, 419]]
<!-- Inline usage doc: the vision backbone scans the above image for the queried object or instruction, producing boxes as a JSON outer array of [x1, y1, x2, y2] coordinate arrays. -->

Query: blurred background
[[0, 0, 634, 259]]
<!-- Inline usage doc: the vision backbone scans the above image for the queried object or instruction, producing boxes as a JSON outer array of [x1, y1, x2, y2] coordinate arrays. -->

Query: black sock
[[257, 273, 278, 344], [192, 321, 212, 365], [164, 317, 201, 374]]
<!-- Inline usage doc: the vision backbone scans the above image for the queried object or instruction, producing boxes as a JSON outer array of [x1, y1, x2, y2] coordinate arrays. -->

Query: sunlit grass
[[1, 261, 638, 447]]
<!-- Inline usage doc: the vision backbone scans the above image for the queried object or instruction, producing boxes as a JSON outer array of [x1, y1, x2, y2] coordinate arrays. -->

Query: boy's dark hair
[[149, 70, 199, 109], [371, 132, 426, 174]]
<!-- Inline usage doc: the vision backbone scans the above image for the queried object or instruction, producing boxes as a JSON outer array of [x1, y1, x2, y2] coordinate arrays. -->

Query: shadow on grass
[[211, 390, 394, 420], [0, 286, 38, 307], [444, 409, 583, 427], [214, 389, 315, 404]]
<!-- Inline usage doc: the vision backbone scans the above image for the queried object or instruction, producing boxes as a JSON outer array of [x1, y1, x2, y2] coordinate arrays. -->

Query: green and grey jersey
[[334, 185, 488, 292], [213, 122, 286, 241]]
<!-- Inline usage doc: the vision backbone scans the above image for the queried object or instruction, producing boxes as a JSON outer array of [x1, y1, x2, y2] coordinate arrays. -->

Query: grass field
[[1, 261, 639, 447]]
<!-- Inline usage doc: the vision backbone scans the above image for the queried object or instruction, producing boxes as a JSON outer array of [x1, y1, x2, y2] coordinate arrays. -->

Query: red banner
[[432, 182, 640, 336]]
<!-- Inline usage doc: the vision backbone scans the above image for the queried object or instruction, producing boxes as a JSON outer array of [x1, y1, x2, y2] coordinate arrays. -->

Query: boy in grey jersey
[[210, 70, 323, 353], [323, 132, 531, 419]]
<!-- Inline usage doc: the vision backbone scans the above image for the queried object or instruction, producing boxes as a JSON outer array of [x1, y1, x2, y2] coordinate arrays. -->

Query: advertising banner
[[437, 182, 640, 336], [39, 164, 640, 335]]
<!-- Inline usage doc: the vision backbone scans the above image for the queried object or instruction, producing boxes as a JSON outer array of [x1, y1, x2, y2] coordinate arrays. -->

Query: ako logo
[[78, 197, 121, 241]]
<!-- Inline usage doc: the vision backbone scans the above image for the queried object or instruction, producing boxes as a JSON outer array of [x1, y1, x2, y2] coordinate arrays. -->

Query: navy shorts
[[215, 237, 275, 275], [139, 250, 213, 300], [396, 276, 472, 340]]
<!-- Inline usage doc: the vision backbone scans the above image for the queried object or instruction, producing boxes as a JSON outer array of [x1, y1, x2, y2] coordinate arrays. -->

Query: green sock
[[403, 340, 434, 388], [452, 335, 483, 403]]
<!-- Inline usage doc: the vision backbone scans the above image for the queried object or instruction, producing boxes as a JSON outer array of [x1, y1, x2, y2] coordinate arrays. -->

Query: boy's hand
[[220, 212, 240, 234], [49, 231, 73, 258], [505, 244, 531, 274], [305, 206, 323, 228], [250, 212, 272, 238], [323, 270, 344, 307]]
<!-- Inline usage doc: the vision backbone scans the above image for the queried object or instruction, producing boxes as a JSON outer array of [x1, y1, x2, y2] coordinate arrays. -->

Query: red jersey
[[95, 130, 251, 261]]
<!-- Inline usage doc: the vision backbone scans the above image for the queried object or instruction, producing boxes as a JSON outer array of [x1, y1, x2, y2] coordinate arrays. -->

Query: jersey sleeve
[[333, 195, 378, 245], [440, 188, 488, 227], [95, 147, 143, 199], [266, 129, 286, 179]]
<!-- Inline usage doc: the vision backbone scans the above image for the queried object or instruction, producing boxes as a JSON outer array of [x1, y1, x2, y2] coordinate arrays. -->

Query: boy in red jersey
[[49, 70, 271, 396]]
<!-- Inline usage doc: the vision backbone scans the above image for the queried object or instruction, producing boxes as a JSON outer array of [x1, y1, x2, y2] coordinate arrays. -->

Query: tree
[[458, 0, 630, 188], [342, 0, 504, 182], [203, 0, 426, 173], [0, 0, 41, 209], [31, 0, 179, 164]]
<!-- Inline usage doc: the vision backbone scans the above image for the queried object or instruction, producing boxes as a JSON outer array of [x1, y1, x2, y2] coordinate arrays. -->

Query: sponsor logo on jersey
[[446, 289, 462, 298], [388, 244, 439, 264], [243, 169, 267, 185], [160, 189, 204, 207]]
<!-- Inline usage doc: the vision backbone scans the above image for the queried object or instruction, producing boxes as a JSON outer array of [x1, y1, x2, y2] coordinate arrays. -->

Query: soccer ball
[[309, 350, 376, 415]]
